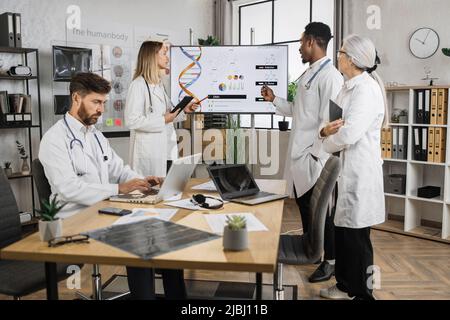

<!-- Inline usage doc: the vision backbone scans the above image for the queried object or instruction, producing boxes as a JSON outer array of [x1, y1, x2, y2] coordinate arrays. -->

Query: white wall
[[0, 0, 214, 212], [343, 0, 450, 85]]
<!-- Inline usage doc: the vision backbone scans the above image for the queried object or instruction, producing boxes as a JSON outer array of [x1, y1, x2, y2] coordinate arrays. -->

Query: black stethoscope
[[63, 114, 108, 162]]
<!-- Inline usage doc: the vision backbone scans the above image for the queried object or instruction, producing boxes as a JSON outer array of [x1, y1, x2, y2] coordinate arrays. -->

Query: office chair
[[274, 156, 341, 300], [0, 169, 80, 300], [31, 159, 130, 300]]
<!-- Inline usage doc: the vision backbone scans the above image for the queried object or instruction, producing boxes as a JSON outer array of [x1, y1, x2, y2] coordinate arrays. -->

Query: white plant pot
[[223, 226, 248, 251], [39, 219, 63, 242]]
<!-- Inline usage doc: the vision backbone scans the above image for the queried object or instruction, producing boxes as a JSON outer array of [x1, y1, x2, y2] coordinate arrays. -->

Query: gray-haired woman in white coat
[[313, 35, 388, 300]]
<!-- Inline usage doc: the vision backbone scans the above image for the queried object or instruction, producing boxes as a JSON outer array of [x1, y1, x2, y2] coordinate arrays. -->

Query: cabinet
[[0, 46, 42, 227], [376, 85, 450, 244]]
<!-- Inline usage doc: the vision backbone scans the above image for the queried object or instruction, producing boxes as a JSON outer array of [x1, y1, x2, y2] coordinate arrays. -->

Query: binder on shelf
[[0, 12, 15, 47], [413, 128, 421, 161], [415, 89, 424, 124], [381, 128, 387, 158], [392, 127, 398, 159], [437, 89, 444, 125], [437, 88, 449, 125], [12, 13, 21, 48], [385, 128, 392, 158], [434, 127, 446, 163], [22, 95, 31, 113], [424, 89, 431, 124], [444, 89, 449, 125], [421, 127, 427, 161], [430, 89, 438, 124], [398, 127, 406, 160], [427, 127, 435, 162], [0, 91, 9, 114]]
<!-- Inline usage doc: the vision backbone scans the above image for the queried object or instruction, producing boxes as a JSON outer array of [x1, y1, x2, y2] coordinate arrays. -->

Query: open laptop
[[207, 164, 288, 205], [109, 153, 201, 204]]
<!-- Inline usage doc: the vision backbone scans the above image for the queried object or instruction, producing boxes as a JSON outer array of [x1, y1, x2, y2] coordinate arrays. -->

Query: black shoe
[[308, 261, 335, 283]]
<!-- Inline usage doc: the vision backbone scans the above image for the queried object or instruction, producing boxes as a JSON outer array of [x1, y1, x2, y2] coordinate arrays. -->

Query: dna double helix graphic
[[178, 46, 202, 102]]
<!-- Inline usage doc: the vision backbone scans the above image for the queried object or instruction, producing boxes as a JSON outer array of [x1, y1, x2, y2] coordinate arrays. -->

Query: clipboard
[[329, 99, 342, 121]]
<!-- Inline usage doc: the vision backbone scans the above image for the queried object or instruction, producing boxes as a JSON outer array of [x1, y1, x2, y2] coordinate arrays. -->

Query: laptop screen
[[208, 165, 258, 197]]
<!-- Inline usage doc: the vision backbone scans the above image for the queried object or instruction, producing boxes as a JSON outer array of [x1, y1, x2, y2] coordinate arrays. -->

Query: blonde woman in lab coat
[[125, 41, 197, 177], [314, 35, 388, 300]]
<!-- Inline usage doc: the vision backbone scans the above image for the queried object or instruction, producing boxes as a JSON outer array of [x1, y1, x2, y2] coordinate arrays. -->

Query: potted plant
[[198, 35, 220, 46], [3, 161, 12, 177], [223, 215, 248, 251], [443, 48, 450, 57], [278, 82, 297, 131], [16, 140, 30, 174], [226, 115, 244, 164], [399, 109, 408, 124], [37, 195, 66, 242]]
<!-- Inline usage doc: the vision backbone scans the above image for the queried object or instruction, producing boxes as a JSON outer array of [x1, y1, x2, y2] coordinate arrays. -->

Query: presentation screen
[[170, 45, 288, 114]]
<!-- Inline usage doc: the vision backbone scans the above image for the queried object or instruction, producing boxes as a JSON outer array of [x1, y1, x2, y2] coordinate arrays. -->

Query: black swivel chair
[[274, 156, 341, 299], [31, 158, 52, 206], [31, 159, 130, 300], [0, 169, 79, 300]]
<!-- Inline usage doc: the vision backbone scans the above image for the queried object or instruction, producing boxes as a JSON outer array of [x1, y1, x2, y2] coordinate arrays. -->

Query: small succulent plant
[[3, 161, 11, 169], [36, 195, 67, 222], [225, 215, 247, 231]]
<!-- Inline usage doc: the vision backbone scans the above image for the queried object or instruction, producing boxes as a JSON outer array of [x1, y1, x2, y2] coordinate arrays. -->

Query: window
[[240, 1, 273, 45], [274, 0, 310, 43], [238, 0, 335, 129]]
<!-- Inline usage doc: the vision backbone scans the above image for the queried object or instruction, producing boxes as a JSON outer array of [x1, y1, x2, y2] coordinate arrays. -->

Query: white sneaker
[[320, 284, 354, 300]]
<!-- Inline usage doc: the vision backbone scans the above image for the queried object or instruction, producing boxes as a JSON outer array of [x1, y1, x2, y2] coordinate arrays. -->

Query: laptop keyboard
[[142, 188, 160, 196]]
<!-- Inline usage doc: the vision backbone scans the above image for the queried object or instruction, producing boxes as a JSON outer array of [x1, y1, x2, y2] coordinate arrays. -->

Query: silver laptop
[[207, 164, 288, 205], [110, 153, 201, 204]]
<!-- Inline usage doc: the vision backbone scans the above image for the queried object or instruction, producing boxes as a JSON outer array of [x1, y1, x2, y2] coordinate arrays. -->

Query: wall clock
[[409, 27, 440, 59]]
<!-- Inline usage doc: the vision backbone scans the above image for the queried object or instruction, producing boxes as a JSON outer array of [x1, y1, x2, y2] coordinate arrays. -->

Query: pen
[[197, 96, 208, 104]]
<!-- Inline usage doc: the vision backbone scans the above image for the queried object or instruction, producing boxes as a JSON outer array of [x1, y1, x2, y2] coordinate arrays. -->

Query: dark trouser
[[294, 184, 335, 260], [335, 226, 375, 300], [126, 267, 186, 300], [125, 160, 186, 300]]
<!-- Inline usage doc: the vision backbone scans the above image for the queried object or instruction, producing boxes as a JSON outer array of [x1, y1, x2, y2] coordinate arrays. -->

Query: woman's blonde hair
[[342, 34, 389, 127], [133, 41, 164, 84]]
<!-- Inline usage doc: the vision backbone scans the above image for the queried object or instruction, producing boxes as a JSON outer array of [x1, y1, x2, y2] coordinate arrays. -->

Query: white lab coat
[[125, 76, 186, 177], [273, 57, 343, 197], [39, 113, 141, 219], [312, 72, 386, 228]]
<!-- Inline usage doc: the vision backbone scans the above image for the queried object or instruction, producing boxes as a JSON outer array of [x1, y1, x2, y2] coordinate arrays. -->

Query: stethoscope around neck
[[144, 79, 168, 112], [63, 114, 108, 162]]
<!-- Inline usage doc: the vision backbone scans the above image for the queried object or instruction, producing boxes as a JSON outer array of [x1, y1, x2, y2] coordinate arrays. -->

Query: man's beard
[[78, 102, 101, 126]]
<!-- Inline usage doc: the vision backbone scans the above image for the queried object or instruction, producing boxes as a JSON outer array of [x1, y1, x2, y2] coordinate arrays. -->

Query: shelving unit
[[376, 85, 450, 244], [0, 46, 42, 228]]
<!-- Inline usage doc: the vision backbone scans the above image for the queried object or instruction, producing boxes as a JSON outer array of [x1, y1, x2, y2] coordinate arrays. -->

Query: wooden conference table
[[0, 178, 287, 300]]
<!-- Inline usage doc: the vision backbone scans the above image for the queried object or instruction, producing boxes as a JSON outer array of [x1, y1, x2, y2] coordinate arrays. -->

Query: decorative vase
[[21, 158, 30, 175], [223, 226, 248, 251], [4, 168, 12, 177], [39, 219, 63, 242]]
